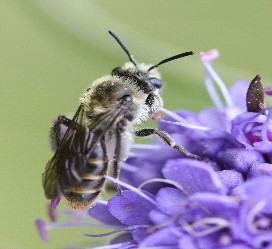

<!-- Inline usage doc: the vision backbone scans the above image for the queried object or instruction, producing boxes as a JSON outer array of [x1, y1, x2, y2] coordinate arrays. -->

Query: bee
[[42, 31, 206, 210]]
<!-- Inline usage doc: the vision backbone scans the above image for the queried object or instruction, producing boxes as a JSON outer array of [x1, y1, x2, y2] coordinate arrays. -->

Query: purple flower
[[37, 50, 272, 248], [216, 148, 265, 174], [231, 177, 272, 248], [231, 111, 272, 154]]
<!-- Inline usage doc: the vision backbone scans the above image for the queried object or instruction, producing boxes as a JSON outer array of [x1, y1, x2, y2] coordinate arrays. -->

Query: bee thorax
[[105, 123, 133, 161]]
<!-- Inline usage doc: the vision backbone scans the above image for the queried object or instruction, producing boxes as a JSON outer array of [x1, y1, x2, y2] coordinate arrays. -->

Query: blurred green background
[[1, 1, 272, 248]]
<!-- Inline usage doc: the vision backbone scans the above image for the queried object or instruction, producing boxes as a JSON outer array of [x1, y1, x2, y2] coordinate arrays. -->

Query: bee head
[[107, 31, 194, 123], [83, 32, 194, 124], [109, 31, 193, 91], [111, 62, 162, 91]]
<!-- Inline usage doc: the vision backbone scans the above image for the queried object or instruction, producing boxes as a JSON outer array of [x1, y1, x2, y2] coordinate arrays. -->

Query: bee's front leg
[[111, 120, 129, 196], [50, 115, 75, 150], [111, 159, 123, 196], [135, 128, 210, 162]]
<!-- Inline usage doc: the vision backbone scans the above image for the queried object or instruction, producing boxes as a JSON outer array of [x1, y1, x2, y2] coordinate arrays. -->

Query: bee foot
[[116, 184, 124, 196]]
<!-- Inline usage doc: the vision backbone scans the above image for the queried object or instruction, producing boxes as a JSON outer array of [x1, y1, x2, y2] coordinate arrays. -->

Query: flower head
[[37, 50, 272, 248]]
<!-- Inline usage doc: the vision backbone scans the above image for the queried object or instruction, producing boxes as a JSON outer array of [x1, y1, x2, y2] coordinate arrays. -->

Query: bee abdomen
[[62, 138, 108, 210], [84, 157, 108, 176], [64, 190, 101, 210], [64, 177, 106, 210]]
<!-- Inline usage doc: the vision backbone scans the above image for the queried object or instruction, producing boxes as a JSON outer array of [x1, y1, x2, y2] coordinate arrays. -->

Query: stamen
[[160, 108, 188, 123], [104, 175, 156, 205], [82, 224, 150, 237], [48, 204, 57, 222], [219, 233, 232, 246], [146, 216, 179, 234], [87, 241, 135, 249], [247, 200, 267, 233], [160, 119, 211, 131], [187, 200, 215, 216], [57, 209, 88, 217], [204, 70, 225, 110], [46, 221, 108, 231], [200, 50, 234, 108], [183, 217, 230, 237], [50, 197, 60, 209], [138, 178, 217, 218], [35, 219, 49, 241], [36, 220, 114, 241], [255, 217, 271, 229], [138, 178, 189, 195], [200, 50, 224, 109], [204, 61, 234, 108], [200, 49, 219, 63], [97, 199, 108, 205], [131, 144, 161, 150], [161, 119, 240, 147]]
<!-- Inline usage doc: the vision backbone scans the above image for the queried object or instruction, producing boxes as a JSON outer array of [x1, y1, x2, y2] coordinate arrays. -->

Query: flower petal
[[88, 203, 122, 226], [252, 233, 272, 249], [149, 209, 170, 225], [231, 176, 272, 213], [228, 80, 249, 111], [189, 192, 239, 219], [231, 112, 268, 150], [216, 148, 264, 174], [247, 163, 272, 179], [155, 187, 187, 216], [108, 190, 155, 225], [110, 233, 133, 245], [194, 229, 233, 249], [179, 235, 198, 249], [222, 244, 252, 249], [217, 170, 244, 190], [252, 141, 272, 153], [162, 159, 227, 194], [197, 108, 230, 131], [131, 227, 148, 243], [139, 227, 180, 248]]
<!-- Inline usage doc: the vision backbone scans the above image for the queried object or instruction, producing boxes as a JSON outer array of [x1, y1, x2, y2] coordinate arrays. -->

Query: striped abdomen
[[57, 133, 108, 210]]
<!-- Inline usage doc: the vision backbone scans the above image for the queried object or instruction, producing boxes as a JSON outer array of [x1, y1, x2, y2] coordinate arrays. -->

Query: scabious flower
[[36, 50, 272, 248]]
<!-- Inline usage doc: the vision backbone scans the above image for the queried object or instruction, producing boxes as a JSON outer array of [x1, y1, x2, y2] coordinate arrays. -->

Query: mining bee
[[42, 31, 206, 210]]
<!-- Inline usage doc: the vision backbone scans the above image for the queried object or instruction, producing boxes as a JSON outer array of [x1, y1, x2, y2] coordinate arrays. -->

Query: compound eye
[[111, 67, 121, 75], [149, 77, 162, 89]]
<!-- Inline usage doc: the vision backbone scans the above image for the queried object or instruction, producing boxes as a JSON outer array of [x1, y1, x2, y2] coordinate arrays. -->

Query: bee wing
[[57, 105, 85, 149], [42, 105, 85, 199], [43, 104, 128, 200], [42, 157, 60, 199]]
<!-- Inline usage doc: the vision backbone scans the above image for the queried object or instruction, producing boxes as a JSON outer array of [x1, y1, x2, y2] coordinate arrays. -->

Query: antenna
[[148, 51, 194, 71], [109, 31, 137, 66]]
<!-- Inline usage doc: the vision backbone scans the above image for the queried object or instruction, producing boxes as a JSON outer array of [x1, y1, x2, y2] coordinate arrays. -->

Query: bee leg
[[50, 115, 73, 149], [135, 128, 210, 162], [111, 120, 128, 196], [112, 159, 123, 196]]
